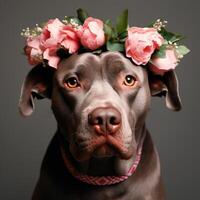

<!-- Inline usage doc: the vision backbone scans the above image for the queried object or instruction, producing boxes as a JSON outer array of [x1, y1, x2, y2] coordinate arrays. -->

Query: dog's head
[[19, 52, 181, 172]]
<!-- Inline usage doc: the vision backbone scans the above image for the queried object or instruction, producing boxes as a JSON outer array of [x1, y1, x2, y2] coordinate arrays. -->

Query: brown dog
[[19, 52, 181, 200]]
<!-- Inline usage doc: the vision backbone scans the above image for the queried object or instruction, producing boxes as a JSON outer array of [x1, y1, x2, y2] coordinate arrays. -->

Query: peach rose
[[79, 17, 105, 50], [149, 48, 179, 75], [125, 27, 164, 65]]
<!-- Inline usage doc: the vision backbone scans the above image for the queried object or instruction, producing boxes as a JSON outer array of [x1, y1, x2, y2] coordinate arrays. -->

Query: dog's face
[[51, 52, 151, 161], [19, 52, 181, 172]]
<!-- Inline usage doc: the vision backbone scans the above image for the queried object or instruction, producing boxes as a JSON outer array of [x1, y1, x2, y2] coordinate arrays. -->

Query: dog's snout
[[88, 107, 121, 135]]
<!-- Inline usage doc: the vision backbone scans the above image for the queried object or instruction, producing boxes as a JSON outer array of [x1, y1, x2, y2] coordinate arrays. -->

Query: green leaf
[[104, 23, 113, 40], [107, 30, 118, 40], [77, 8, 89, 23], [153, 45, 168, 58], [170, 35, 185, 43], [176, 45, 190, 56], [119, 38, 127, 42], [105, 19, 112, 27], [118, 31, 128, 39], [159, 28, 184, 43], [116, 9, 128, 34], [117, 31, 128, 42], [159, 28, 174, 41], [106, 41, 125, 52], [65, 16, 82, 25]]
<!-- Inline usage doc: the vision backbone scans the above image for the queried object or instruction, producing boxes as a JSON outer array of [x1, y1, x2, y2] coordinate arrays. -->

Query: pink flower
[[25, 36, 43, 65], [41, 18, 65, 48], [79, 17, 105, 50], [125, 27, 164, 65], [35, 18, 65, 68], [40, 19, 80, 68], [60, 25, 80, 53], [149, 48, 179, 75]]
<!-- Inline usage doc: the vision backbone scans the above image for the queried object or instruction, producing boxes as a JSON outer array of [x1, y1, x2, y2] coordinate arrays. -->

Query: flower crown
[[21, 9, 190, 75]]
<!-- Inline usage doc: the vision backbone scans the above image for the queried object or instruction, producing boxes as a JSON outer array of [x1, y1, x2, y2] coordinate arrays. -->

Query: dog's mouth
[[93, 144, 114, 158], [71, 134, 135, 162]]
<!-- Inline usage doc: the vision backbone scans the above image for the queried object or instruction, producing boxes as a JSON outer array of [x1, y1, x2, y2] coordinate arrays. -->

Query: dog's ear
[[148, 70, 182, 111], [19, 64, 56, 117]]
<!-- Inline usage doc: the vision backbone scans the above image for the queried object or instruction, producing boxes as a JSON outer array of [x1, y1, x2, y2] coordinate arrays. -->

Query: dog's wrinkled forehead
[[55, 52, 146, 83]]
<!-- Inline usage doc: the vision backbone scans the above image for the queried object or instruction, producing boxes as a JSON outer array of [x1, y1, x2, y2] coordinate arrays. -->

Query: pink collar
[[60, 146, 142, 186]]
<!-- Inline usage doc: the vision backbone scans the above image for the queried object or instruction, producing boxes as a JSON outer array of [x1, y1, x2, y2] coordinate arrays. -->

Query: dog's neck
[[58, 124, 146, 177]]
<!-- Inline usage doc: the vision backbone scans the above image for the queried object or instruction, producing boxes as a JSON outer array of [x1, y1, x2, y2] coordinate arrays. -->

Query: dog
[[19, 51, 181, 200]]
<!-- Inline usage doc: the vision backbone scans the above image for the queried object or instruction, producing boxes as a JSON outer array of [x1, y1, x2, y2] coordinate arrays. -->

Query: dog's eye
[[64, 77, 80, 89], [124, 75, 136, 87]]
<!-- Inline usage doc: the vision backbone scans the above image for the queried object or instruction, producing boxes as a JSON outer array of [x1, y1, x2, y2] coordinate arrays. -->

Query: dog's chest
[[62, 184, 149, 200]]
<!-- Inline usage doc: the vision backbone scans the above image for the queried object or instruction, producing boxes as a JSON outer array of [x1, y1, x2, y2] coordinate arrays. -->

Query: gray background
[[0, 0, 199, 199]]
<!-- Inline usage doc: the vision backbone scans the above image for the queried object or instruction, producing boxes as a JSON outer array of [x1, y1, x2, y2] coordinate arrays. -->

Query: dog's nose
[[88, 107, 121, 135]]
